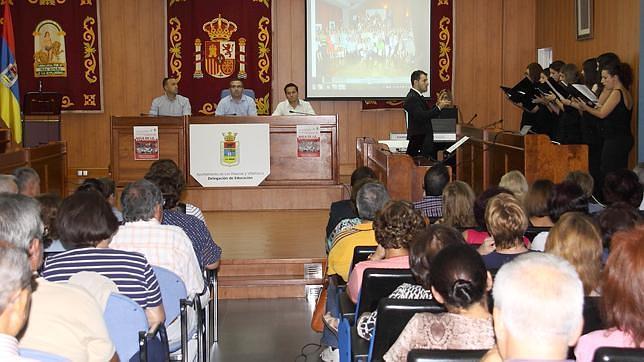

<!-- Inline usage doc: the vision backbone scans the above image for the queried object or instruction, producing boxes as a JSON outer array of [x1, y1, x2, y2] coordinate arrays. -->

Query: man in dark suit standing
[[404, 70, 451, 159]]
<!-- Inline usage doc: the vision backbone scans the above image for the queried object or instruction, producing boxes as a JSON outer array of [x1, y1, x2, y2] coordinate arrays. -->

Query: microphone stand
[[289, 110, 315, 116]]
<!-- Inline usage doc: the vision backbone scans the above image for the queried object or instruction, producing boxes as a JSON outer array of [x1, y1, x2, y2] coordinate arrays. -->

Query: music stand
[[22, 92, 63, 148]]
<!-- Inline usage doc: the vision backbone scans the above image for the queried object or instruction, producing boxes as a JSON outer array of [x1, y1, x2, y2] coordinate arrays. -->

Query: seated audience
[[35, 194, 65, 253], [0, 243, 34, 361], [145, 163, 222, 269], [565, 170, 601, 213], [524, 179, 554, 251], [326, 177, 376, 253], [145, 159, 206, 222], [463, 186, 513, 245], [0, 174, 18, 194], [414, 164, 449, 218], [575, 226, 644, 361], [12, 167, 40, 197], [602, 169, 643, 209], [484, 253, 584, 362], [0, 194, 116, 361], [77, 178, 123, 223], [596, 202, 640, 261], [326, 182, 390, 282], [479, 194, 530, 270], [346, 200, 425, 303], [384, 244, 495, 362], [356, 224, 466, 341], [437, 181, 476, 229], [99, 177, 123, 222], [545, 212, 602, 296], [325, 166, 376, 240], [42, 191, 165, 327], [499, 170, 529, 201]]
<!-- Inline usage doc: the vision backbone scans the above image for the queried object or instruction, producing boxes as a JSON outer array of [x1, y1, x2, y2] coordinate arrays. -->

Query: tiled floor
[[210, 298, 325, 361]]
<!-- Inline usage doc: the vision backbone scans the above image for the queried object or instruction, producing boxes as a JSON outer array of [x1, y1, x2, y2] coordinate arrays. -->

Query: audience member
[[0, 243, 34, 361], [356, 225, 465, 341], [145, 163, 222, 269], [437, 181, 476, 229], [596, 202, 640, 261], [0, 194, 116, 361], [99, 177, 123, 222], [484, 253, 584, 362], [325, 166, 376, 239], [0, 174, 18, 194], [384, 244, 495, 361], [35, 194, 63, 252], [414, 164, 449, 218], [42, 191, 165, 327], [545, 212, 602, 295], [464, 186, 512, 245], [548, 181, 588, 223], [12, 167, 40, 197], [326, 177, 376, 252], [479, 194, 530, 270], [575, 226, 644, 361], [633, 163, 644, 210], [499, 170, 529, 201], [565, 170, 597, 210], [602, 169, 643, 209], [524, 180, 555, 251], [346, 200, 425, 303], [77, 178, 123, 223], [145, 159, 206, 222]]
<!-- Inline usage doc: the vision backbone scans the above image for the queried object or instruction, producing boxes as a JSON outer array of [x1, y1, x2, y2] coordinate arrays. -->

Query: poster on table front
[[296, 125, 320, 158], [133, 126, 159, 161]]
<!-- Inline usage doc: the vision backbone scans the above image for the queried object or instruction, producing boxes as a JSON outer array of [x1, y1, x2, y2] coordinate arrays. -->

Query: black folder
[[501, 77, 538, 109], [564, 83, 597, 107]]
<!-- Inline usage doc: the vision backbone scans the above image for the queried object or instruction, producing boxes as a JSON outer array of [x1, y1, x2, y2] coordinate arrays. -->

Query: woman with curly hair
[[346, 200, 426, 303]]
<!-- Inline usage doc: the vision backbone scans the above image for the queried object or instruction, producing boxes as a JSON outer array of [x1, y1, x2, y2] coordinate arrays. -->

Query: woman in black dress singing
[[572, 62, 633, 181]]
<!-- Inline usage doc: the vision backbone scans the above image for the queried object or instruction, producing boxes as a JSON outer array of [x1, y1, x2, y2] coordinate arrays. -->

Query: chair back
[[19, 349, 70, 362], [368, 298, 445, 362], [592, 347, 644, 362], [349, 246, 377, 275], [153, 266, 188, 326], [523, 226, 550, 241], [104, 293, 149, 361], [406, 349, 487, 362], [355, 268, 416, 321], [220, 88, 256, 100]]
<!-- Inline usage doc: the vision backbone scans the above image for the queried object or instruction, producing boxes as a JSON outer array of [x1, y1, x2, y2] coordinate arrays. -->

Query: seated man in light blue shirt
[[149, 77, 191, 116], [215, 79, 258, 116]]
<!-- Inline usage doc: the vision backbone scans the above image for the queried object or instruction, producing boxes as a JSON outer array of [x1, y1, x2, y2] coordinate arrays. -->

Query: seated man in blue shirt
[[215, 78, 258, 116], [149, 77, 191, 116]]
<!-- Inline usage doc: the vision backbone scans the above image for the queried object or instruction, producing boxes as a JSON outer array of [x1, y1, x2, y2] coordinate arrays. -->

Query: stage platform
[[204, 210, 327, 299]]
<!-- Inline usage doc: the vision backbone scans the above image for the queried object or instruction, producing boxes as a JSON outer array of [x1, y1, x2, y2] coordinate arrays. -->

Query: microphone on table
[[480, 119, 504, 129], [464, 113, 478, 126], [289, 110, 315, 116]]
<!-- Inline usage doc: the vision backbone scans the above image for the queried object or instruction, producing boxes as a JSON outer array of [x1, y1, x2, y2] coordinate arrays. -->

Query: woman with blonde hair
[[499, 170, 529, 201], [438, 181, 476, 228], [545, 212, 602, 296]]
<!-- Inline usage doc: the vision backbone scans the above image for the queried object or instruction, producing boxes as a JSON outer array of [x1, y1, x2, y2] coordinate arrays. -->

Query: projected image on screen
[[306, 0, 430, 99]]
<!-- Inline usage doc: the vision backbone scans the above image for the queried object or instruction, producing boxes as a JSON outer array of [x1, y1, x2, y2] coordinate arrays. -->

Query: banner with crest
[[1, 0, 102, 111], [166, 0, 272, 115], [362, 0, 453, 110]]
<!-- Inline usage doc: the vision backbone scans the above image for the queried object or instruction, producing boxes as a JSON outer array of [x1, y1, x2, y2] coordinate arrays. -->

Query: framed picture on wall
[[576, 0, 593, 40]]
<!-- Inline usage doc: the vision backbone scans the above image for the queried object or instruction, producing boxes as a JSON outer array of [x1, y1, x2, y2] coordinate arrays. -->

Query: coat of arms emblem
[[220, 131, 239, 166], [202, 15, 237, 79]]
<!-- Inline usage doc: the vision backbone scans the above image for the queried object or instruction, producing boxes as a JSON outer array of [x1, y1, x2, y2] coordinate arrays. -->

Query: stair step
[[219, 275, 324, 286], [219, 258, 325, 277]]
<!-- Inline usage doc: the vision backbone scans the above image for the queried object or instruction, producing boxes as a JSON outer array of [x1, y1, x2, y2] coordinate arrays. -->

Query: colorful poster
[[296, 124, 321, 158], [133, 126, 159, 161], [166, 0, 272, 115], [2, 1, 102, 111]]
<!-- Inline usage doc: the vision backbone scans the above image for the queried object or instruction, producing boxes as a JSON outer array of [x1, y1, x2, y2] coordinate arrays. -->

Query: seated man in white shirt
[[272, 83, 316, 116], [149, 77, 192, 116], [215, 79, 257, 116]]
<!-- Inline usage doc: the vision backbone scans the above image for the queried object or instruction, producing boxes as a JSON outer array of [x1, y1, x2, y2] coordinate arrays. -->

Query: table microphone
[[481, 119, 503, 129], [289, 110, 315, 116], [465, 113, 478, 126]]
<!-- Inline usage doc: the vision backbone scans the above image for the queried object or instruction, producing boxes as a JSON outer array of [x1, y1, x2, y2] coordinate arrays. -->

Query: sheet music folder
[[500, 77, 538, 108]]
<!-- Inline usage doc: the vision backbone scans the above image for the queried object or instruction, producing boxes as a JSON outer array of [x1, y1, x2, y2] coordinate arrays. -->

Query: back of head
[[561, 63, 580, 84], [499, 170, 528, 201], [77, 178, 110, 199], [0, 174, 18, 194], [565, 171, 594, 199], [121, 179, 164, 222], [0, 193, 43, 250], [98, 177, 116, 198], [597, 52, 620, 72], [409, 225, 466, 288], [424, 164, 449, 196], [441, 181, 476, 228], [524, 179, 554, 218], [429, 243, 487, 309], [356, 182, 389, 220], [603, 169, 643, 208], [12, 167, 40, 195], [549, 60, 565, 73], [57, 191, 119, 249], [0, 243, 32, 326], [36, 193, 62, 249], [145, 159, 185, 209], [545, 212, 602, 295], [373, 200, 424, 250], [601, 225, 644, 346], [485, 193, 528, 249], [350, 166, 376, 187], [474, 186, 512, 229], [526, 62, 543, 83], [493, 253, 583, 347], [597, 202, 641, 249], [548, 181, 588, 222]]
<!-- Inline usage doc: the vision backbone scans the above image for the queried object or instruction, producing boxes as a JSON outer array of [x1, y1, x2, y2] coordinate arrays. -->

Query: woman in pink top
[[346, 200, 425, 303], [575, 225, 644, 361]]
